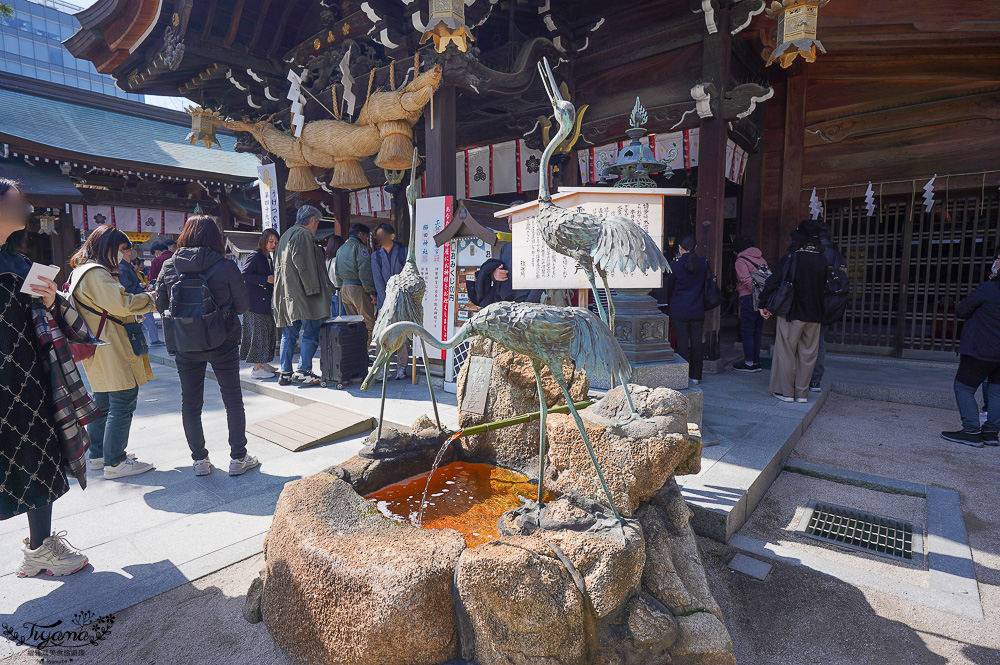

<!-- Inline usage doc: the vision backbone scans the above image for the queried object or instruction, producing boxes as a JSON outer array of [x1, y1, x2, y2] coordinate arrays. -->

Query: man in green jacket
[[274, 205, 333, 386], [336, 223, 377, 347]]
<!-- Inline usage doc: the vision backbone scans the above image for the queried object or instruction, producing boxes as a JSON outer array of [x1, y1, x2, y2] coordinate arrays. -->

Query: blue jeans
[[139, 313, 160, 343], [279, 318, 324, 374], [88, 385, 140, 466], [331, 291, 340, 318], [739, 295, 763, 365], [954, 356, 1000, 433]]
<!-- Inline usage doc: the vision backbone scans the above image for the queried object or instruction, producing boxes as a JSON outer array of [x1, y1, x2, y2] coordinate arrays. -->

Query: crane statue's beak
[[361, 347, 393, 391], [537, 56, 563, 106]]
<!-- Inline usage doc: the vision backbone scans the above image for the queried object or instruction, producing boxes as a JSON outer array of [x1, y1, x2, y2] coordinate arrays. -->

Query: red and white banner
[[517, 139, 543, 193], [72, 205, 187, 235], [492, 140, 518, 195], [466, 146, 492, 199]]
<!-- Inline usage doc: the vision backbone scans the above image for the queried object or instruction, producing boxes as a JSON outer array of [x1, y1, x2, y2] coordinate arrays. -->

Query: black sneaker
[[278, 373, 292, 386], [809, 382, 822, 393], [292, 370, 321, 386], [732, 361, 761, 373], [941, 430, 984, 447], [981, 431, 999, 447]]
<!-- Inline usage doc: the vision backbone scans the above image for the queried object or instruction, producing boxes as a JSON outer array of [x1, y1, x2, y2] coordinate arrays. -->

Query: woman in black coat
[[664, 235, 708, 384], [0, 179, 88, 577], [240, 228, 279, 379], [942, 251, 1000, 447], [155, 216, 256, 478]]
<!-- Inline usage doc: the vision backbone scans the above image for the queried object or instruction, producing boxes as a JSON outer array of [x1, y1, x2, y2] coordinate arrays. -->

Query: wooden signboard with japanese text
[[497, 188, 687, 290]]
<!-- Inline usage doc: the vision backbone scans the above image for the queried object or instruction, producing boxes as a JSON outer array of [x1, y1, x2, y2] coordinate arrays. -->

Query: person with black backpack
[[155, 216, 257, 477], [809, 222, 848, 392], [732, 235, 770, 373], [758, 220, 830, 403]]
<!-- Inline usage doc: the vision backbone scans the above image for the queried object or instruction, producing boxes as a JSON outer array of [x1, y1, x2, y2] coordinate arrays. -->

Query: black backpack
[[822, 252, 851, 326], [163, 260, 232, 353]]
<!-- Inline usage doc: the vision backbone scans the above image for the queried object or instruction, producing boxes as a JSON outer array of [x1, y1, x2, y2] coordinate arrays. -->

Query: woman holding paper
[[69, 225, 157, 479], [0, 178, 89, 577]]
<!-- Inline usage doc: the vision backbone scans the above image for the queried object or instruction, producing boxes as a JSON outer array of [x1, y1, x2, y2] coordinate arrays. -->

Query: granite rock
[[456, 536, 587, 665], [669, 612, 737, 665], [262, 473, 465, 665], [638, 479, 724, 620], [456, 337, 588, 474], [544, 385, 701, 517]]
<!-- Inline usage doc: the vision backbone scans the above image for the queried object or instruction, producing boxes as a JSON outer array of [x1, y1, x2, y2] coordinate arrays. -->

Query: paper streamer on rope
[[923, 175, 937, 213], [809, 188, 823, 220], [339, 47, 357, 117], [864, 182, 875, 217]]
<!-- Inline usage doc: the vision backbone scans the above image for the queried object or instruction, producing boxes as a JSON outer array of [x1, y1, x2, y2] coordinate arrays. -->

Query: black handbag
[[77, 300, 149, 357], [703, 261, 723, 310], [766, 253, 797, 316]]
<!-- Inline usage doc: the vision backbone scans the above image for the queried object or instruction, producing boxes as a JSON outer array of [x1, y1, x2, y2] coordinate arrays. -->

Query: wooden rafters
[[225, 0, 247, 48]]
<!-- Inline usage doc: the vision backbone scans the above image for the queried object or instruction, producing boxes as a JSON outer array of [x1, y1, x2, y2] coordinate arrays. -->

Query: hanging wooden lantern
[[186, 106, 222, 149], [37, 211, 58, 236], [765, 0, 830, 68], [420, 0, 474, 53]]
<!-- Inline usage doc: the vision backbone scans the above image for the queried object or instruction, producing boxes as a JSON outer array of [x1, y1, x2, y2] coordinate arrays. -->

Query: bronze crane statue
[[534, 57, 670, 329], [361, 149, 442, 442], [369, 301, 653, 521]]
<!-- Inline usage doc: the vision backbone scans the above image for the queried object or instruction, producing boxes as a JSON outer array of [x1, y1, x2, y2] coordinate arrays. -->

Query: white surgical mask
[[117, 250, 125, 264]]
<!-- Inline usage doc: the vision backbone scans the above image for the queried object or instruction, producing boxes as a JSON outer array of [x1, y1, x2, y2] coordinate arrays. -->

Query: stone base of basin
[[261, 472, 464, 665], [252, 387, 735, 665]]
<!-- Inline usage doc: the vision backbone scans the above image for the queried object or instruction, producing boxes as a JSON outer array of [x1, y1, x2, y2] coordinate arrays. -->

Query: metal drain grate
[[797, 501, 916, 562]]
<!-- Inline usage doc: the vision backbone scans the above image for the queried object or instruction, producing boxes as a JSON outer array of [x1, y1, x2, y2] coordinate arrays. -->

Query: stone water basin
[[365, 461, 554, 547]]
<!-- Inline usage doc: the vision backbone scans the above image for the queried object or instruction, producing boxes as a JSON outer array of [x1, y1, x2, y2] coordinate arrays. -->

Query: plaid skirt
[[239, 311, 277, 364]]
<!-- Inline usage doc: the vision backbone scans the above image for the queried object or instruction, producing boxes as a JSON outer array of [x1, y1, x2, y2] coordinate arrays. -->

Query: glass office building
[[0, 0, 144, 102]]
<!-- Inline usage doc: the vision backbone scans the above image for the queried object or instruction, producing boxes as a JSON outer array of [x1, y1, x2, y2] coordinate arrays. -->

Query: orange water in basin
[[365, 461, 553, 547]]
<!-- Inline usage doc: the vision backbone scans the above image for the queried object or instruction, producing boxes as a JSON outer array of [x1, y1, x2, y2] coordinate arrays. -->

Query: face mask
[[117, 251, 126, 264]]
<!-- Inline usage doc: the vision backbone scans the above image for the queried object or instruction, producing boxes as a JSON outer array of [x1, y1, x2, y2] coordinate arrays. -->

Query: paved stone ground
[[0, 362, 367, 661], [707, 394, 1000, 665]]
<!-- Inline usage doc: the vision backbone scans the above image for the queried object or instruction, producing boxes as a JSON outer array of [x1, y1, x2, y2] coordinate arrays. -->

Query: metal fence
[[826, 187, 1000, 358]]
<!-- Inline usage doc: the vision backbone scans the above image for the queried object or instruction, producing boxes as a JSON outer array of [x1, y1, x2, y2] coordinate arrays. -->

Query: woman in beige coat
[[69, 225, 157, 479]]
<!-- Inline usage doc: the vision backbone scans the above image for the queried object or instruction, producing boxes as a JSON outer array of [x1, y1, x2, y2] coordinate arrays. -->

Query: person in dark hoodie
[[732, 235, 767, 373], [941, 251, 1000, 448], [155, 216, 257, 477], [809, 221, 845, 392], [664, 235, 708, 384], [759, 219, 829, 403]]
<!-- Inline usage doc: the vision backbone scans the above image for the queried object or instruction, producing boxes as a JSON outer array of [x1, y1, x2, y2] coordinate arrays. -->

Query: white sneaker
[[261, 363, 279, 373], [795, 397, 808, 403], [229, 454, 260, 476], [88, 452, 136, 471], [773, 392, 795, 403], [17, 531, 88, 578], [251, 368, 276, 380], [103, 457, 154, 479], [396, 366, 407, 380], [193, 457, 213, 476]]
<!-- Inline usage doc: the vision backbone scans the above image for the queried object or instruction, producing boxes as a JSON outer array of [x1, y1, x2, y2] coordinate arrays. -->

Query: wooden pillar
[[739, 148, 763, 241], [331, 190, 351, 238], [695, 9, 732, 360], [269, 155, 292, 233], [779, 66, 807, 234], [54, 207, 77, 276], [425, 85, 457, 198]]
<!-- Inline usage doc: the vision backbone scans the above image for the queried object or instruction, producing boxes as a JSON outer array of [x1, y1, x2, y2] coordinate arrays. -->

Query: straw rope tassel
[[389, 60, 396, 91], [366, 69, 376, 104]]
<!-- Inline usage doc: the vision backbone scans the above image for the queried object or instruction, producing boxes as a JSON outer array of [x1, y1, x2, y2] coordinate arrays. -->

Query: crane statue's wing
[[568, 308, 633, 383], [551, 207, 602, 258], [372, 268, 426, 340], [592, 215, 671, 275]]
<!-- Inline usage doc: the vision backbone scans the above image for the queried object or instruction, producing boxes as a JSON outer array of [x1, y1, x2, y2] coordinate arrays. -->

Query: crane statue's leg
[[596, 265, 616, 331], [531, 360, 548, 510], [610, 374, 656, 426], [584, 269, 610, 327], [552, 371, 623, 522], [376, 367, 388, 442], [419, 338, 443, 431]]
